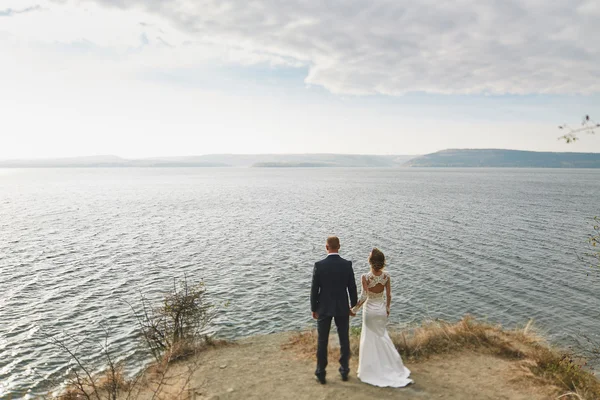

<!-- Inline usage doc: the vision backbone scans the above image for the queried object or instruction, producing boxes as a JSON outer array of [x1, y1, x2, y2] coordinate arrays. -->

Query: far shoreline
[[3, 149, 600, 169]]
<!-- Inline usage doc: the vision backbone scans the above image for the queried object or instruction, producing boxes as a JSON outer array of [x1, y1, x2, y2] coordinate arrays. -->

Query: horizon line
[[3, 147, 600, 162], [0, 152, 419, 162]]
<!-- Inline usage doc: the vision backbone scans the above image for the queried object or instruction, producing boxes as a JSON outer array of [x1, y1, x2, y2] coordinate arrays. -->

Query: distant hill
[[0, 155, 228, 168], [404, 149, 600, 168], [248, 154, 416, 168], [0, 154, 417, 168], [4, 151, 600, 168], [252, 162, 332, 168]]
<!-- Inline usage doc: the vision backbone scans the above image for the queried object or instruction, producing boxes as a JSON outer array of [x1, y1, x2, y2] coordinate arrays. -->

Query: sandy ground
[[137, 332, 556, 400]]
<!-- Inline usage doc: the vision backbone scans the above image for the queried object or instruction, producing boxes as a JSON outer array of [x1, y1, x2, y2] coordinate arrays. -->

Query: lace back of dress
[[365, 272, 388, 301], [366, 271, 388, 287]]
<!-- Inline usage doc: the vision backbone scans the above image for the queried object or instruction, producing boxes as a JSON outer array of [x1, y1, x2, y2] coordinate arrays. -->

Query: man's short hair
[[327, 236, 340, 250]]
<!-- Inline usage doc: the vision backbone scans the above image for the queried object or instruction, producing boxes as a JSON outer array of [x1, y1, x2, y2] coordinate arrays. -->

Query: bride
[[350, 248, 413, 387]]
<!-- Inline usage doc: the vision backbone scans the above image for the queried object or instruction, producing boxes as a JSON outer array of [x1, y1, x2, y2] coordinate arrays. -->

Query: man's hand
[[312, 312, 318, 320]]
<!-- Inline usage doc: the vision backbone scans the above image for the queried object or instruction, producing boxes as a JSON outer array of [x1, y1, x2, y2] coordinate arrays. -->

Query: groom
[[310, 236, 358, 384]]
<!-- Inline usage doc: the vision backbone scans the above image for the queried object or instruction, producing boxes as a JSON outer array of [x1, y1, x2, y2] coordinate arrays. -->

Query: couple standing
[[310, 236, 413, 387]]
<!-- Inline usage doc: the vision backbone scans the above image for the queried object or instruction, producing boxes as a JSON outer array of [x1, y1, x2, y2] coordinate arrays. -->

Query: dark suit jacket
[[310, 254, 358, 317]]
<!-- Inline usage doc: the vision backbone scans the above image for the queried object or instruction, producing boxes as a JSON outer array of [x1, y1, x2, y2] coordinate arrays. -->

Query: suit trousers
[[315, 315, 350, 376]]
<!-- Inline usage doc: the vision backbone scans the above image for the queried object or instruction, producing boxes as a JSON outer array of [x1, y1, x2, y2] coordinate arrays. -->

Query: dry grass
[[283, 315, 600, 400], [392, 316, 600, 399], [389, 315, 531, 361], [281, 328, 361, 363], [282, 329, 327, 358], [56, 338, 230, 399], [96, 365, 133, 393], [525, 346, 600, 400], [56, 365, 134, 400], [145, 337, 230, 377], [162, 337, 231, 364]]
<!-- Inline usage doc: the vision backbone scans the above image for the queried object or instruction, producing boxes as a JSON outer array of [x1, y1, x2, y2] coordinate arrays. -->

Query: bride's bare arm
[[385, 276, 391, 315]]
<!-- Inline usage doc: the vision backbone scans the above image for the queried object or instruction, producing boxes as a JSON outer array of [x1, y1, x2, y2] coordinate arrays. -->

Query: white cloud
[[0, 5, 42, 17], [75, 0, 600, 95], [2, 0, 599, 95]]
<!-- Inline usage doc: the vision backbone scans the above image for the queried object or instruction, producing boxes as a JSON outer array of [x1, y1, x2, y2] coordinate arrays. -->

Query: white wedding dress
[[351, 271, 413, 387]]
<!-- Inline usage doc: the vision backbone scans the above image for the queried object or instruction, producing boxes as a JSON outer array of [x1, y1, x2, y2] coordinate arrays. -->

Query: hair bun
[[369, 248, 386, 271]]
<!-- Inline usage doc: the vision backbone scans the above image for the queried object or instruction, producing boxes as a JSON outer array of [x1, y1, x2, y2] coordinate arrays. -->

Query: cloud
[[11, 0, 600, 95], [0, 5, 42, 17]]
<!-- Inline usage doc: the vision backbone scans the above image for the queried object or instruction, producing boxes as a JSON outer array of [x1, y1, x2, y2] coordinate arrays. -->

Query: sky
[[1, 0, 599, 159]]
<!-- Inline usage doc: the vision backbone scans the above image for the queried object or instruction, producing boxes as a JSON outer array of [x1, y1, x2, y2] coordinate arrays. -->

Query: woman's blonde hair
[[369, 248, 386, 271]]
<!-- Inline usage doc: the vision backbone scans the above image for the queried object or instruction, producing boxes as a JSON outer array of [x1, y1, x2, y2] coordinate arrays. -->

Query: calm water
[[1, 167, 599, 397]]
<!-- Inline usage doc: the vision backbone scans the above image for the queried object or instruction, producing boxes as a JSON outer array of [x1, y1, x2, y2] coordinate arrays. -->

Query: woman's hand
[[386, 308, 390, 317]]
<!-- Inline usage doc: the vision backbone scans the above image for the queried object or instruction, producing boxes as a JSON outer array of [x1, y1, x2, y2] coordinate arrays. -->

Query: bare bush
[[129, 277, 215, 363], [41, 277, 217, 399], [43, 327, 133, 400]]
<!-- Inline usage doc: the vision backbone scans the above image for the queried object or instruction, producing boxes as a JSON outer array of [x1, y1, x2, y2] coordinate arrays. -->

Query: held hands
[[349, 309, 356, 317]]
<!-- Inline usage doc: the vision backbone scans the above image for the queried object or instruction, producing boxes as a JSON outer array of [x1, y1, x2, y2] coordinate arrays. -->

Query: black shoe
[[340, 372, 349, 381], [315, 373, 326, 384]]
